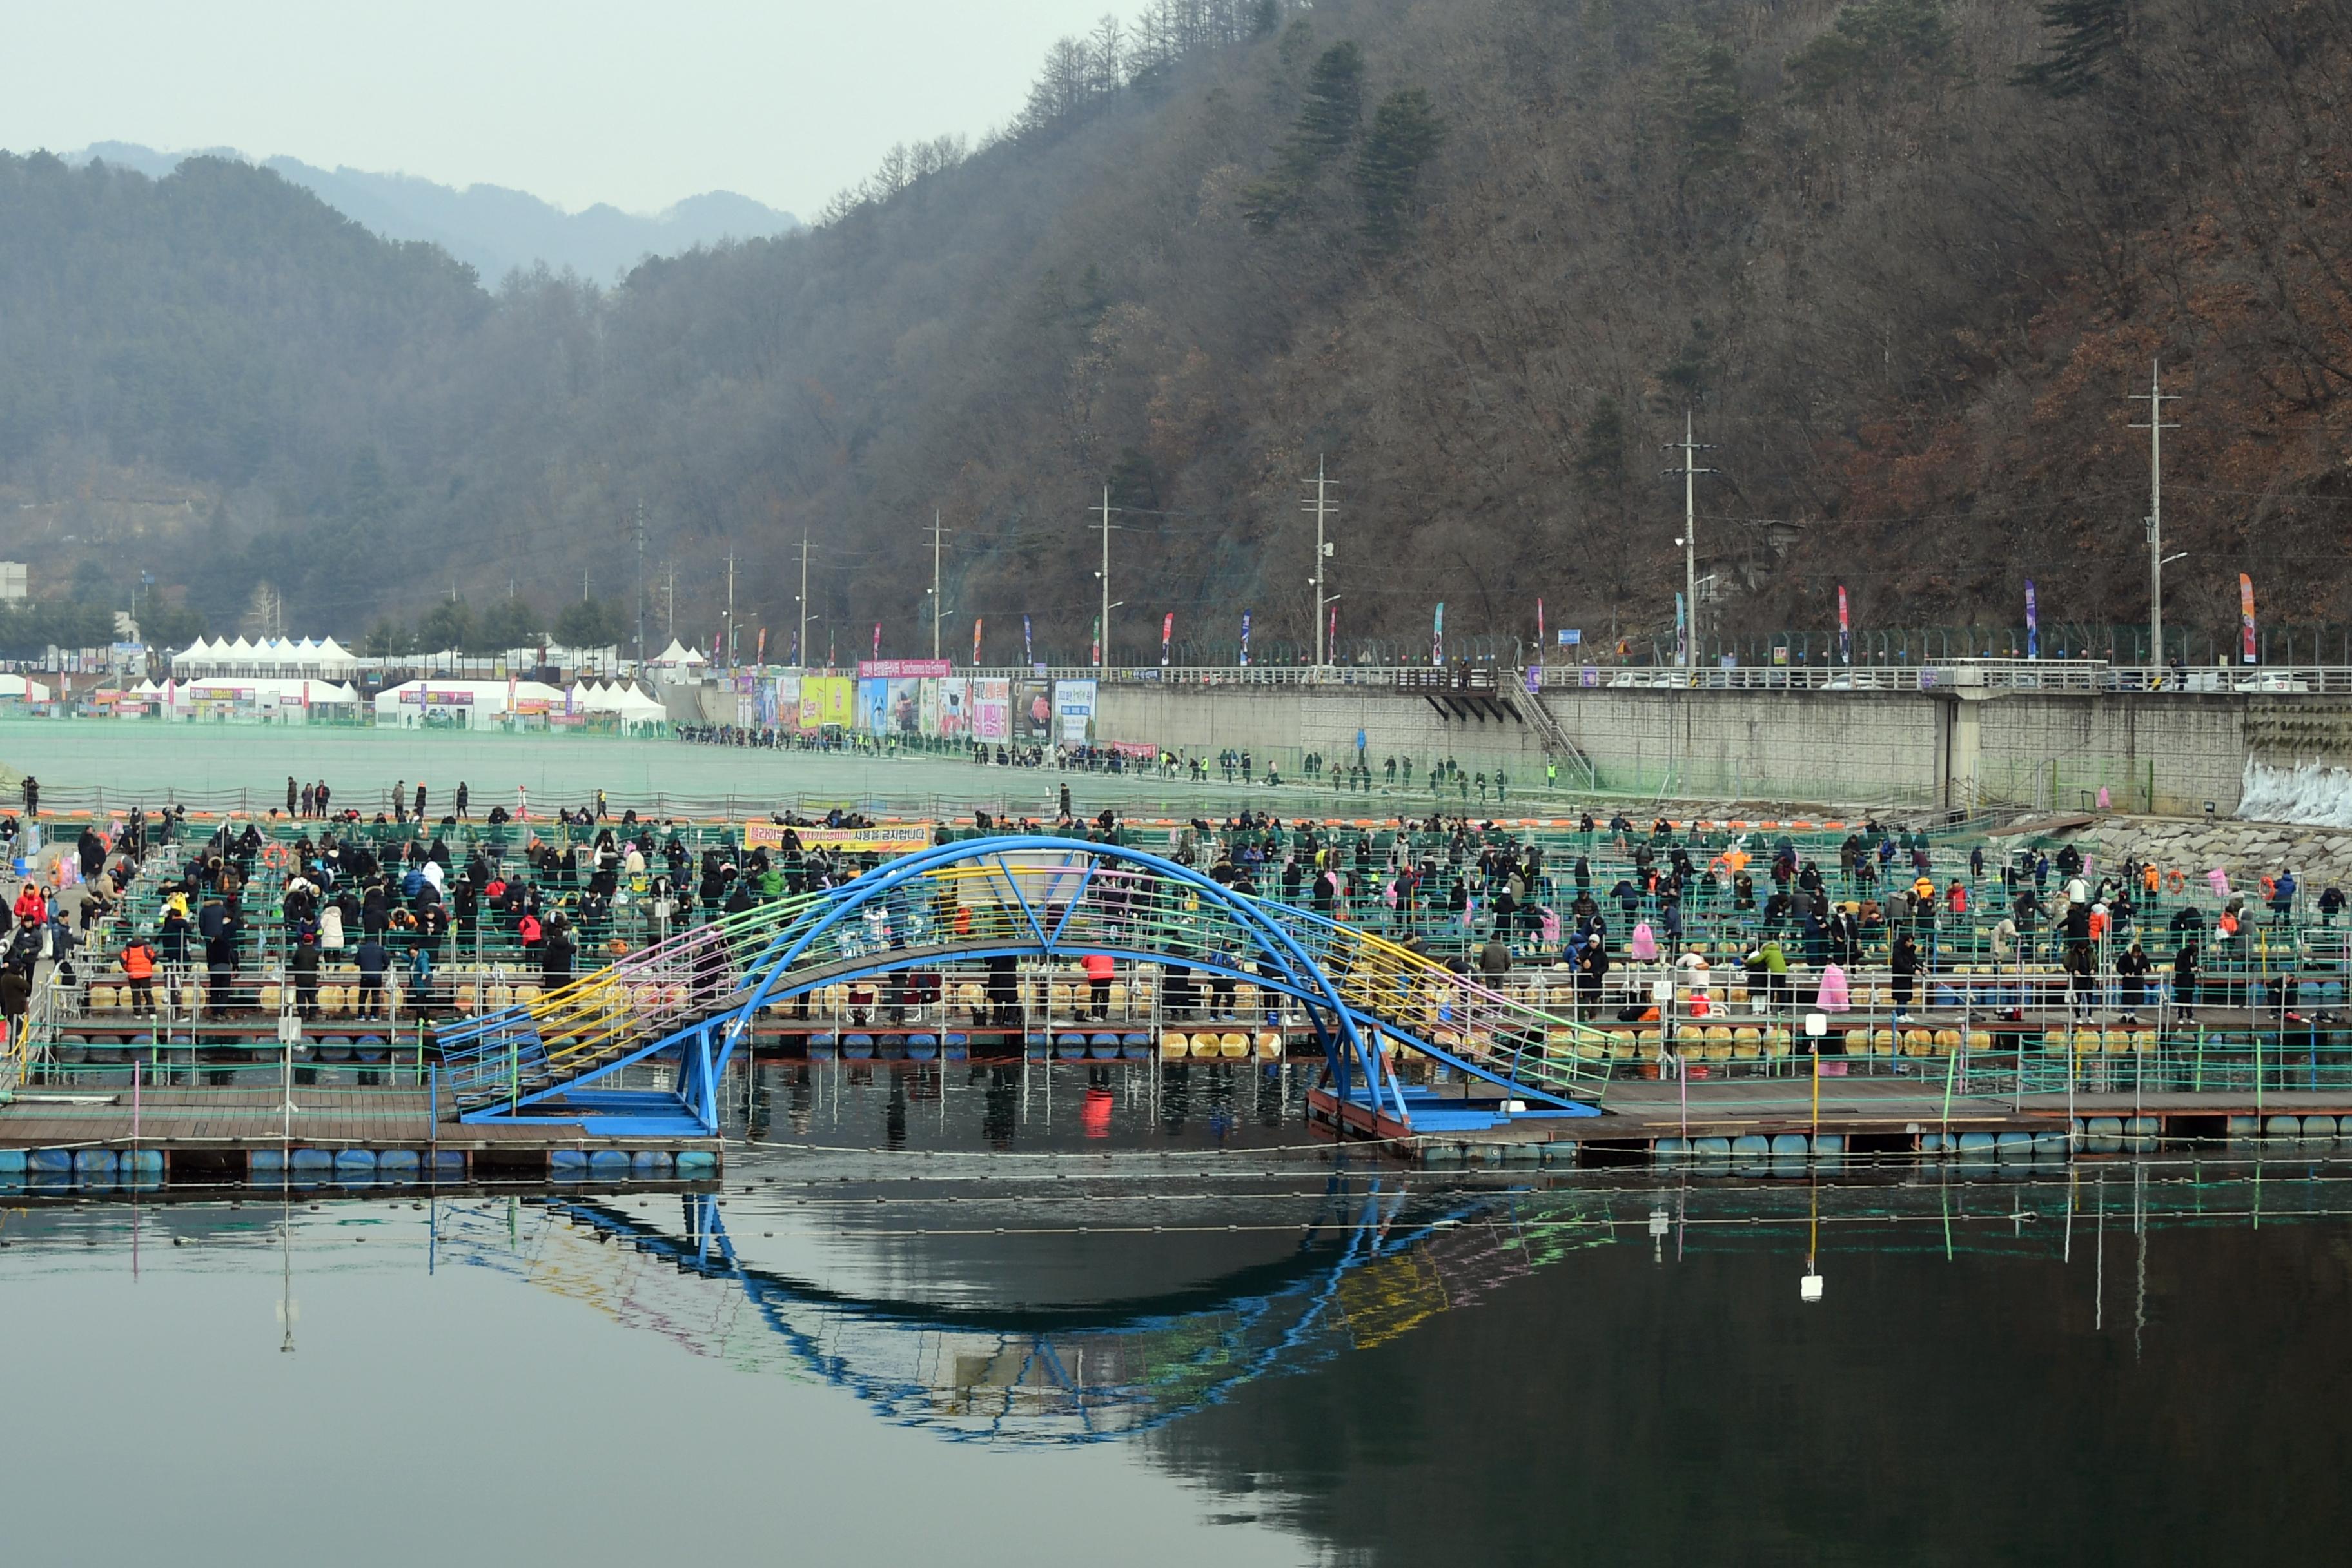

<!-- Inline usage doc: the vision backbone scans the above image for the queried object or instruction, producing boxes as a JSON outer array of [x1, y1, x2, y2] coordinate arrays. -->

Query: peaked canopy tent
[[172, 636, 359, 680], [567, 680, 671, 731]]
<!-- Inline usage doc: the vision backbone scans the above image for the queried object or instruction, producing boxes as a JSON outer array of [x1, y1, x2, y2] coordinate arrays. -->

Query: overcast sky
[[1, 0, 1122, 216]]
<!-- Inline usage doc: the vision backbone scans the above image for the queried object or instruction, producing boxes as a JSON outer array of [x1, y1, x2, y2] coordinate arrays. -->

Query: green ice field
[[0, 719, 1539, 822]]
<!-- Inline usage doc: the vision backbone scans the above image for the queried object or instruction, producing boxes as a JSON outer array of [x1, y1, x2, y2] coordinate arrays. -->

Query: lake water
[[10, 1064, 2352, 1565]]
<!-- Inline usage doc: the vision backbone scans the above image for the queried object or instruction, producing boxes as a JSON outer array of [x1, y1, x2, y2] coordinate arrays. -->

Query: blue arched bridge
[[431, 835, 1609, 1138]]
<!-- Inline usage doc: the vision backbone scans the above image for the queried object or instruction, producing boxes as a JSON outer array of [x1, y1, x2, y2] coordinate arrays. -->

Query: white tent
[[373, 678, 567, 729], [648, 638, 709, 667], [173, 635, 360, 679], [566, 680, 670, 730], [0, 674, 53, 701], [150, 677, 357, 722]]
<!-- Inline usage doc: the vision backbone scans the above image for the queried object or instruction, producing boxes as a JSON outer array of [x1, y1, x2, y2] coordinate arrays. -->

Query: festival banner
[[1023, 614, 1033, 665], [1011, 678, 1054, 743], [1328, 603, 1337, 658], [859, 676, 925, 736], [857, 659, 952, 679], [799, 674, 853, 729], [972, 617, 983, 666], [1091, 614, 1101, 669], [1433, 603, 1445, 665], [871, 623, 881, 658], [1053, 678, 1098, 743], [1161, 612, 1174, 667], [2240, 574, 2257, 663], [1536, 597, 1544, 648], [1837, 585, 1851, 664], [970, 678, 1011, 741], [2025, 580, 2039, 660], [743, 821, 935, 854], [1239, 611, 1252, 667], [933, 676, 969, 738]]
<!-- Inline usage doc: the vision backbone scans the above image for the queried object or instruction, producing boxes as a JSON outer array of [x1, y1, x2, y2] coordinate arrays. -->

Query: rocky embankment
[[2072, 816, 2352, 896]]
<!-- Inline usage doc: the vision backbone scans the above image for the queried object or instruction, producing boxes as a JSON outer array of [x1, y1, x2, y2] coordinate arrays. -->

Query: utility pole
[[1661, 410, 1716, 671], [2130, 360, 2180, 671], [1098, 486, 1112, 669], [634, 500, 647, 665], [1303, 456, 1336, 669], [926, 511, 950, 662], [797, 533, 810, 670], [724, 550, 736, 669], [663, 562, 676, 641]]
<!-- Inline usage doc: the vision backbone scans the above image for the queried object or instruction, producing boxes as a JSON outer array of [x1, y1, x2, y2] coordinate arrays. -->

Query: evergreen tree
[[1246, 42, 1368, 230], [1357, 88, 1446, 250], [2012, 0, 2128, 96]]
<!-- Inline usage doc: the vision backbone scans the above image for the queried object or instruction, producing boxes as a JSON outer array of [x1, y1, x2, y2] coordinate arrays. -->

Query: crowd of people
[[14, 751, 2343, 1044]]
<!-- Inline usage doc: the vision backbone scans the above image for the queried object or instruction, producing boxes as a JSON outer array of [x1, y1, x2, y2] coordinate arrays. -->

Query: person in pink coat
[[1816, 962, 1850, 1014]]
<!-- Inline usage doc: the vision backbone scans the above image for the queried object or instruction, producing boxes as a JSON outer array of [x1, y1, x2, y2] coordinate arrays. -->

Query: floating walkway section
[[0, 1082, 719, 1188]]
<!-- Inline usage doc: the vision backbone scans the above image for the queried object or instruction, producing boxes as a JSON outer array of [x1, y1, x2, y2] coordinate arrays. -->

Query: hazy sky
[[2, 0, 1124, 216]]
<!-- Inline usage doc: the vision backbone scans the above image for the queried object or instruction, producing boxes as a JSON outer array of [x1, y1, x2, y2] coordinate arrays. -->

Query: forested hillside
[[0, 0, 2345, 663]]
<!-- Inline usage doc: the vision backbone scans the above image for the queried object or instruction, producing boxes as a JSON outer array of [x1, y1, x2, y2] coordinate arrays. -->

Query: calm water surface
[[7, 1068, 2352, 1565]]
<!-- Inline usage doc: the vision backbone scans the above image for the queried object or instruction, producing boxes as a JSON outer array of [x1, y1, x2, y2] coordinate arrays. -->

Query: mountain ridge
[[63, 141, 800, 282], [0, 0, 2344, 666]]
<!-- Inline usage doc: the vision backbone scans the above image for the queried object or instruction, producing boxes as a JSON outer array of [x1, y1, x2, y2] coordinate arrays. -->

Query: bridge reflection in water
[[420, 1157, 2352, 1444], [427, 1173, 1614, 1444]]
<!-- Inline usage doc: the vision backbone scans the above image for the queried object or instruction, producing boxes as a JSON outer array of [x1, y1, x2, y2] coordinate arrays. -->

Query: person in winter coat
[[1889, 932, 1920, 1021], [540, 918, 576, 985], [354, 934, 390, 1019], [1816, 961, 1850, 1015], [289, 928, 322, 1019], [2115, 938, 2151, 1024], [2171, 939, 2200, 1021]]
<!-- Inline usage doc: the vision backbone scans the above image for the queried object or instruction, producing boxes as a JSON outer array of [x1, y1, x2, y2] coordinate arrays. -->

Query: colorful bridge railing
[[435, 836, 1617, 1131]]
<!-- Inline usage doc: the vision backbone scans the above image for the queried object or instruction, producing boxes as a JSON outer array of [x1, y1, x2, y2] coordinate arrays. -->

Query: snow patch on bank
[[2238, 759, 2352, 828]]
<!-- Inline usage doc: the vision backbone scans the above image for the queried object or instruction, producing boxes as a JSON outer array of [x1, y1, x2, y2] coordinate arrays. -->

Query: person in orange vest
[[118, 930, 158, 1015], [1083, 951, 1115, 1021]]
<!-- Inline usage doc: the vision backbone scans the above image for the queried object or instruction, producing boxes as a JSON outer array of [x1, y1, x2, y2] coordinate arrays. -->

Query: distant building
[[0, 562, 26, 603]]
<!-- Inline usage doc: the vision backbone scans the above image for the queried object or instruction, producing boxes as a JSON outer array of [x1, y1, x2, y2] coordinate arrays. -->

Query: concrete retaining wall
[[1088, 682, 2329, 812]]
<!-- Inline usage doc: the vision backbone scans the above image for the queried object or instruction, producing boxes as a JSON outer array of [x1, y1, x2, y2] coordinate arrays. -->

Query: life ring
[[260, 843, 295, 870]]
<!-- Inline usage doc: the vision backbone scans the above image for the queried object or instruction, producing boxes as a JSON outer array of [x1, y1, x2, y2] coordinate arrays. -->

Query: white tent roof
[[567, 680, 667, 716], [173, 635, 360, 671], [650, 638, 709, 665]]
